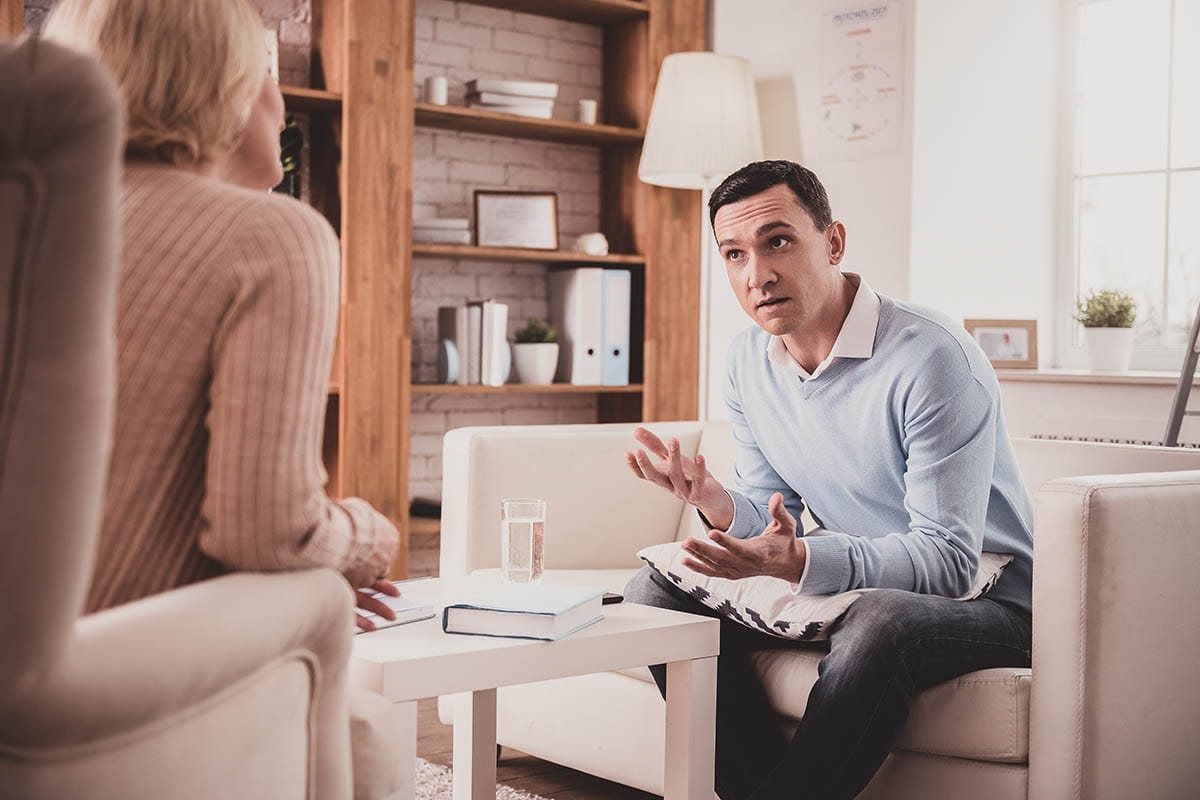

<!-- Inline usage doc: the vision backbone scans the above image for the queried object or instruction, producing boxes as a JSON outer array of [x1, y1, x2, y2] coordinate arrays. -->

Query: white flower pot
[[513, 342, 559, 385], [1084, 327, 1134, 372]]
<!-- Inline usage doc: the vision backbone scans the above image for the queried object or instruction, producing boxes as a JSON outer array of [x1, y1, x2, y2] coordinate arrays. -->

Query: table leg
[[394, 701, 418, 800], [452, 688, 498, 800], [665, 656, 717, 800]]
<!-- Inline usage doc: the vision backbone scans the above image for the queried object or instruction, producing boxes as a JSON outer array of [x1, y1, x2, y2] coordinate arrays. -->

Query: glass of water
[[500, 498, 546, 583]]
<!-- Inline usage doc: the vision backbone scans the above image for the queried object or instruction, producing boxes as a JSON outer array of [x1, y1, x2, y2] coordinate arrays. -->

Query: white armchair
[[439, 420, 1200, 799]]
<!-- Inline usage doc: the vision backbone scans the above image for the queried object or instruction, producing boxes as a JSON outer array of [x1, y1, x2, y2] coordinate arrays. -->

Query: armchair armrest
[[0, 569, 354, 799], [1029, 470, 1200, 800], [440, 423, 705, 577]]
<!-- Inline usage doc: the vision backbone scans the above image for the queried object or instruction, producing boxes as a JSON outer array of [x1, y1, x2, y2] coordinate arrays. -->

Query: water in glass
[[501, 499, 545, 583]]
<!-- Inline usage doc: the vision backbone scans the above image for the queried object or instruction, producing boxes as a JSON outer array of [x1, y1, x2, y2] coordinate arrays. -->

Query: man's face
[[713, 183, 846, 338]]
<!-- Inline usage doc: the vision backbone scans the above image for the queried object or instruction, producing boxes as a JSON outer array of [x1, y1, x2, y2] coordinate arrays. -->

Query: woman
[[43, 0, 400, 628]]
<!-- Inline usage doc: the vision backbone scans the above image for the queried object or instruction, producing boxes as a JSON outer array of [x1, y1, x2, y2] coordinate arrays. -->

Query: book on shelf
[[442, 584, 604, 641], [354, 591, 436, 634], [466, 91, 555, 111], [413, 228, 472, 245], [448, 300, 509, 386], [465, 101, 553, 120], [413, 217, 470, 229], [465, 301, 484, 385], [465, 78, 559, 99], [480, 299, 510, 387]]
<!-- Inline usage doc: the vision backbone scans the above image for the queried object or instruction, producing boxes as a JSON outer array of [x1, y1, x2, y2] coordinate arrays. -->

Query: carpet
[[415, 757, 551, 800]]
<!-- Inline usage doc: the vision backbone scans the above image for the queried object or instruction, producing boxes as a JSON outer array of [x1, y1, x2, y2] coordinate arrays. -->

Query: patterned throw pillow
[[637, 539, 1012, 641]]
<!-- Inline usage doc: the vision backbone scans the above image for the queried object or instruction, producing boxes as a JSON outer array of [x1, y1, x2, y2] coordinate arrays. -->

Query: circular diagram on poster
[[820, 64, 898, 144]]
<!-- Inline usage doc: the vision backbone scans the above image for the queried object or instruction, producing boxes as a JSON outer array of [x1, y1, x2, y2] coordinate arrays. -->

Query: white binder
[[601, 270, 631, 385], [549, 268, 604, 385]]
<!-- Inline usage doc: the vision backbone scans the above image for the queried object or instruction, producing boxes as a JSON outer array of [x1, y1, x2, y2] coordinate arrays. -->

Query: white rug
[[415, 757, 551, 800]]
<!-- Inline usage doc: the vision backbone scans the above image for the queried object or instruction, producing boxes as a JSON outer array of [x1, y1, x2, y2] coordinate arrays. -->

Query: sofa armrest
[[440, 423, 705, 577], [0, 569, 354, 798], [1028, 470, 1200, 800]]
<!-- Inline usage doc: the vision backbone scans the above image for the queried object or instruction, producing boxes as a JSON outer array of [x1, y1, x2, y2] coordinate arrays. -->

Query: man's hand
[[681, 492, 806, 582], [354, 579, 400, 632], [625, 427, 735, 530]]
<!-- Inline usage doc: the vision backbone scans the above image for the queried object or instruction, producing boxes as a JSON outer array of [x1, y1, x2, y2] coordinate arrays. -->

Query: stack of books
[[437, 299, 510, 386], [414, 217, 470, 245], [465, 78, 558, 120]]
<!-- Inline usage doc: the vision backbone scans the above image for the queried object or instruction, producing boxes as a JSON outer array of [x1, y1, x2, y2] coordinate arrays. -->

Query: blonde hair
[[44, 0, 267, 167]]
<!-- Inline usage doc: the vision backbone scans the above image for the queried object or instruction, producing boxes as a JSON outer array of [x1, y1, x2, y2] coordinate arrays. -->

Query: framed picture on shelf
[[474, 191, 558, 250], [964, 319, 1038, 369]]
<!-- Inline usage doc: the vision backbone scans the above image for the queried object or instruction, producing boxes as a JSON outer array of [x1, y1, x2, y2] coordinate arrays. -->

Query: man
[[624, 160, 1034, 800]]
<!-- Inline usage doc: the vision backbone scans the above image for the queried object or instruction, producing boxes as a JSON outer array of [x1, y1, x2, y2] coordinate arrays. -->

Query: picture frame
[[474, 191, 558, 250], [964, 319, 1038, 369]]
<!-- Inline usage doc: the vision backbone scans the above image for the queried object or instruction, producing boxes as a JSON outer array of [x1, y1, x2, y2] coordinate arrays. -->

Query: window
[[1063, 0, 1200, 370]]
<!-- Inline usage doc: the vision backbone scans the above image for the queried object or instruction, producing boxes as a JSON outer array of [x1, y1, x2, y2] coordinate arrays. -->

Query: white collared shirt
[[765, 272, 881, 381]]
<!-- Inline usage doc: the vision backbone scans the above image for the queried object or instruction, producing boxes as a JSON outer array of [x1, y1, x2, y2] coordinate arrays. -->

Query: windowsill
[[995, 367, 1194, 386]]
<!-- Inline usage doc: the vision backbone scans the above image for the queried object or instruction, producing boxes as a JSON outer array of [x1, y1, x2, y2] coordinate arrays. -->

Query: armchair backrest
[[0, 39, 122, 691]]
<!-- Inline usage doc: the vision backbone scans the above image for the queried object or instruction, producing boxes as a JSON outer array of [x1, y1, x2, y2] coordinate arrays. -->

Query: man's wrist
[[698, 490, 735, 532]]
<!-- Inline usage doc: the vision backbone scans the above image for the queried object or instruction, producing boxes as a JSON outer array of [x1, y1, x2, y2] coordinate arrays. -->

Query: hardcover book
[[442, 584, 603, 641]]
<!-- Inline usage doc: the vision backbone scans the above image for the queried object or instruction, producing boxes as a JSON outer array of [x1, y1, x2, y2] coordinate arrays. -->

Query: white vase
[[513, 342, 559, 385], [1084, 327, 1134, 371]]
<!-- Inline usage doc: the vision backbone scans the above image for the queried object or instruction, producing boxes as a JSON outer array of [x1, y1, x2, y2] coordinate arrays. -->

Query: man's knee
[[624, 564, 671, 606]]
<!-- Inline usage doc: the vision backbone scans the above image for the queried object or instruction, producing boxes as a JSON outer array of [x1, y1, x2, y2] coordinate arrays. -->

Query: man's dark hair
[[708, 160, 833, 232]]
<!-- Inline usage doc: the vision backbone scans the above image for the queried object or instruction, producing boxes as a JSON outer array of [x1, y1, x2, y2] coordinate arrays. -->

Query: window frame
[[1056, 0, 1198, 372]]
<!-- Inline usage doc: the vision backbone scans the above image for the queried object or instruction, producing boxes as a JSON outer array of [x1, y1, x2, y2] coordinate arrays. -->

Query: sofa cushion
[[754, 647, 1031, 763]]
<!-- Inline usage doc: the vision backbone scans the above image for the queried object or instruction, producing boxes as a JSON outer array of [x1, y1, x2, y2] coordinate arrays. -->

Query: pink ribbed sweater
[[87, 161, 398, 613]]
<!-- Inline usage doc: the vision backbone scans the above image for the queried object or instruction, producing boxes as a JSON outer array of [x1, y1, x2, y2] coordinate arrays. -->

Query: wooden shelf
[[281, 86, 342, 113], [457, 0, 648, 24], [412, 243, 644, 266], [412, 383, 644, 394], [415, 102, 643, 146]]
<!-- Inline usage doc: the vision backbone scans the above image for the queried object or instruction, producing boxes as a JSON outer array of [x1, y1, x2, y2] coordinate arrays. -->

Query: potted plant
[[1074, 289, 1137, 371], [512, 318, 559, 385]]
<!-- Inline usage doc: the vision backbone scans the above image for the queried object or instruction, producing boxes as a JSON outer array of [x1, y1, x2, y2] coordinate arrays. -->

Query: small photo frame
[[964, 319, 1038, 369], [474, 191, 558, 250]]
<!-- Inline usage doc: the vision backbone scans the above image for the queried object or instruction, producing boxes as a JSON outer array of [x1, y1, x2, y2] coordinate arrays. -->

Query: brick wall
[[408, 0, 606, 502], [23, 0, 609, 506]]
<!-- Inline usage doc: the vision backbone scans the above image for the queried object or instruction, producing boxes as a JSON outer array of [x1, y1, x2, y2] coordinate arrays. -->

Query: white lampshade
[[638, 52, 764, 190]]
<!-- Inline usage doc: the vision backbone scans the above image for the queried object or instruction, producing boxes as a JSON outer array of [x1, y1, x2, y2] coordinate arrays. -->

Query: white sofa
[[439, 421, 1200, 800]]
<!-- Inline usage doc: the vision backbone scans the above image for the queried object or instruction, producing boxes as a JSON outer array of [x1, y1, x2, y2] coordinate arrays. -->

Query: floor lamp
[[637, 52, 764, 420]]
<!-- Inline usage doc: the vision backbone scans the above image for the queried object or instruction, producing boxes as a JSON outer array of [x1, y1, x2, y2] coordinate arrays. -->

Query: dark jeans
[[624, 565, 1032, 800]]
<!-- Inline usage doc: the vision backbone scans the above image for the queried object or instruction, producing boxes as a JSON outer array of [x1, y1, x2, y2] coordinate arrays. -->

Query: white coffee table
[[351, 575, 719, 800]]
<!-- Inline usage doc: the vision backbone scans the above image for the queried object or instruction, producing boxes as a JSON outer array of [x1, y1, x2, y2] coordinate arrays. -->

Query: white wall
[[908, 0, 1061, 359], [707, 0, 918, 417]]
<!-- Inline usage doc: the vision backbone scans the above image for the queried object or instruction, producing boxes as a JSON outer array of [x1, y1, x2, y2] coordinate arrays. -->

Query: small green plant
[[1074, 289, 1137, 328], [514, 317, 558, 344]]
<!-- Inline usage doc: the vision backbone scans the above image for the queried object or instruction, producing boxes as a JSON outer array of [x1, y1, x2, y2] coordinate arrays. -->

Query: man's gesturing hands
[[682, 492, 807, 583], [625, 427, 735, 530]]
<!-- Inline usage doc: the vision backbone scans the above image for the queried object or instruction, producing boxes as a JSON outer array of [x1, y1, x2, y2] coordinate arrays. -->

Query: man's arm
[[200, 200, 398, 589]]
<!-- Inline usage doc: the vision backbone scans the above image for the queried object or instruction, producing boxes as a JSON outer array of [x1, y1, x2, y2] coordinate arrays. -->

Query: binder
[[601, 270, 631, 386], [481, 300, 509, 386], [436, 306, 468, 385], [548, 268, 604, 385]]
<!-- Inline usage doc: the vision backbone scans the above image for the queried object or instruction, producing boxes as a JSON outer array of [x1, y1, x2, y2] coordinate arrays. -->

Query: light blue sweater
[[724, 294, 1034, 614]]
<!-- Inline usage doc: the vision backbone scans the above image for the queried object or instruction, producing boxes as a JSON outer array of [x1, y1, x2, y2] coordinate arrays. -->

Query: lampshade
[[638, 52, 764, 190]]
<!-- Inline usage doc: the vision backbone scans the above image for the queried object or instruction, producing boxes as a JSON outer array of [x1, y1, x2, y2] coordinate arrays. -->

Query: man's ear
[[826, 221, 847, 265]]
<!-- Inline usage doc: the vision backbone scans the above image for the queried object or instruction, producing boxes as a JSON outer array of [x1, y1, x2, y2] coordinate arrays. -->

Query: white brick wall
[[409, 0, 607, 501]]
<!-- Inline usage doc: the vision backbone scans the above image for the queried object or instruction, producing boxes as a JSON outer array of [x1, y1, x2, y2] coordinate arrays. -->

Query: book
[[413, 229, 472, 245], [465, 78, 559, 99], [354, 592, 437, 634], [442, 584, 604, 641], [465, 301, 484, 384], [466, 91, 555, 111], [413, 217, 471, 230], [465, 102, 553, 120]]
